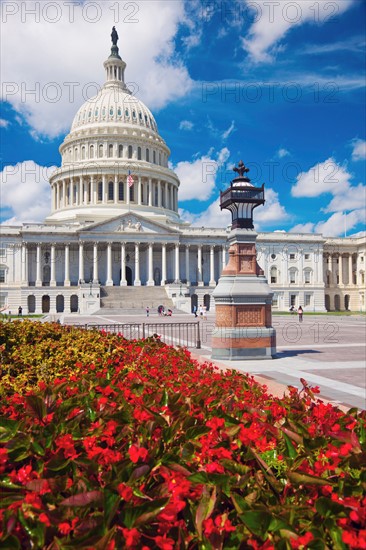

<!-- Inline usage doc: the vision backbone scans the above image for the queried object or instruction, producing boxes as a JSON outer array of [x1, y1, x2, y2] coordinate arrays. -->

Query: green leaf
[[0, 418, 20, 442], [315, 497, 346, 517], [195, 486, 217, 539], [288, 472, 331, 486], [283, 432, 297, 459], [46, 455, 70, 472], [186, 425, 211, 440], [240, 510, 272, 540], [121, 498, 169, 528], [104, 490, 120, 528], [0, 535, 21, 549]]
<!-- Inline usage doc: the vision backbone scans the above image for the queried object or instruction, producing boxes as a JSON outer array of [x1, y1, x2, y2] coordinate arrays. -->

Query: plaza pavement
[[50, 311, 366, 411]]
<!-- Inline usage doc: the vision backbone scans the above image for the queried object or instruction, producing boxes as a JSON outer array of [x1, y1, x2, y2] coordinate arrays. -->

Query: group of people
[[193, 305, 207, 320], [289, 305, 303, 322], [156, 305, 172, 317]]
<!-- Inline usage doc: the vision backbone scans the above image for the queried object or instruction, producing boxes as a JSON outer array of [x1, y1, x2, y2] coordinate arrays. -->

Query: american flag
[[127, 170, 134, 188]]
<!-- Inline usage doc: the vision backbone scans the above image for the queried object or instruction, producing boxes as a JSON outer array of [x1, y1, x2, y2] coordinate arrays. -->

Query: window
[[108, 181, 114, 201], [272, 294, 278, 307], [304, 270, 311, 284], [81, 146, 85, 160], [290, 294, 296, 307], [153, 150, 156, 164], [138, 147, 142, 160], [0, 248, 6, 258], [0, 294, 6, 307], [271, 253, 276, 260], [118, 182, 124, 201], [98, 181, 103, 201], [270, 266, 277, 284], [146, 149, 150, 162], [129, 186, 134, 202], [98, 144, 103, 158], [118, 145, 123, 158], [0, 268, 6, 283], [289, 253, 295, 260], [305, 254, 310, 260], [108, 144, 113, 158], [289, 269, 297, 283], [90, 145, 94, 159], [128, 145, 133, 159]]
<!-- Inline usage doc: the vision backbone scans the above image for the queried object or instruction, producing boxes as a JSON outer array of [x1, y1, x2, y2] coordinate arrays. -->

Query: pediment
[[79, 213, 180, 235]]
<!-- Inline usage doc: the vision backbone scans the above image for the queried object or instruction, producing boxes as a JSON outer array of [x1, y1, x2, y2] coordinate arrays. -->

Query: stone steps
[[100, 286, 174, 310]]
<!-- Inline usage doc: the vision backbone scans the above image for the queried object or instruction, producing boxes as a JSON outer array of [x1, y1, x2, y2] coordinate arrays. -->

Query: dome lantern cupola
[[103, 26, 127, 90]]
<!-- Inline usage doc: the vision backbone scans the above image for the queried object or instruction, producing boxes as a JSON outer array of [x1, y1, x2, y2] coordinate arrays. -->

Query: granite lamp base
[[211, 326, 276, 360]]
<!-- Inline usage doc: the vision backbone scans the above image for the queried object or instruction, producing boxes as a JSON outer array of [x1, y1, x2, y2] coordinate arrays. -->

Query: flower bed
[[0, 321, 365, 549]]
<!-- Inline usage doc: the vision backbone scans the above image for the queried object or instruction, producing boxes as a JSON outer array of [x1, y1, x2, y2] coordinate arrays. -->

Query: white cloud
[[277, 148, 290, 158], [291, 158, 351, 197], [351, 139, 366, 161], [255, 188, 290, 226], [0, 119, 10, 128], [0, 161, 55, 223], [222, 120, 236, 140], [1, 0, 193, 138], [324, 183, 366, 213], [290, 222, 316, 234], [314, 209, 366, 237], [180, 198, 231, 228], [179, 120, 194, 131], [242, 0, 354, 63], [174, 148, 230, 202]]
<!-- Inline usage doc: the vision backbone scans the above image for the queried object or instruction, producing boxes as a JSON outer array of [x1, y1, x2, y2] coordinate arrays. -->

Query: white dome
[[71, 87, 159, 134]]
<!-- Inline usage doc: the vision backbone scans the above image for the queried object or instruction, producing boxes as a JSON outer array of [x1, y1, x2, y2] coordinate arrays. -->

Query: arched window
[[74, 148, 78, 161], [99, 144, 103, 158], [118, 108, 122, 117], [153, 150, 156, 164], [137, 147, 142, 160], [118, 145, 123, 158], [146, 148, 150, 162], [98, 181, 103, 202], [90, 145, 94, 159], [118, 181, 124, 201], [270, 266, 277, 284], [108, 144, 113, 158], [128, 145, 133, 159], [159, 152, 161, 165], [110, 108, 114, 116], [108, 181, 114, 201], [81, 146, 85, 160]]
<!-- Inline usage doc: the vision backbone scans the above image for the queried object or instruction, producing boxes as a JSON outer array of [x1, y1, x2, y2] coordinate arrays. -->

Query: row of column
[[325, 253, 359, 286], [52, 176, 178, 212], [19, 242, 227, 287]]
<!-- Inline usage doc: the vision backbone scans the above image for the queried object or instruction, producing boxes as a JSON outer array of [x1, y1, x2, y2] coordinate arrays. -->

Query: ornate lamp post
[[211, 161, 276, 360]]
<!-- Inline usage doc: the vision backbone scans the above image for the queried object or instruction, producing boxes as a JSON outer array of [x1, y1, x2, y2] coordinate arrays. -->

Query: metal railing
[[85, 321, 201, 349]]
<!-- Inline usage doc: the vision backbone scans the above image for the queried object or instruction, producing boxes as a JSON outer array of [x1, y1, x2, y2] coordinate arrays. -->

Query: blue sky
[[1, 0, 365, 236]]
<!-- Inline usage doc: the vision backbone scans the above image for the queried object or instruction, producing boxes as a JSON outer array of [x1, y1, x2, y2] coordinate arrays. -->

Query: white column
[[185, 245, 190, 286], [138, 177, 142, 205], [174, 243, 180, 283], [134, 243, 141, 286], [157, 180, 162, 207], [197, 245, 203, 286], [102, 175, 106, 204], [120, 242, 127, 286], [164, 182, 168, 209], [62, 180, 66, 208], [83, 177, 88, 204], [106, 242, 113, 286], [64, 244, 70, 286], [21, 243, 28, 286], [50, 245, 56, 287], [348, 254, 353, 285], [148, 178, 153, 206], [161, 243, 167, 286], [91, 176, 97, 204], [147, 243, 154, 286], [209, 245, 216, 286], [78, 242, 84, 283], [36, 243, 42, 286], [339, 254, 343, 285], [93, 242, 99, 283]]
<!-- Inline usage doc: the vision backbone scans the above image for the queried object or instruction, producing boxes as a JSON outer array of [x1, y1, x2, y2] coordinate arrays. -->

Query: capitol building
[[1, 32, 365, 315]]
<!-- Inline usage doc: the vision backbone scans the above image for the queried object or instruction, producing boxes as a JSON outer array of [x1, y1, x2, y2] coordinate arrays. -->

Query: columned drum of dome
[[47, 29, 180, 226]]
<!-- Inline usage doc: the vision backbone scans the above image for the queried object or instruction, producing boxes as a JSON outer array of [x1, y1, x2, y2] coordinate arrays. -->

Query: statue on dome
[[111, 26, 119, 46]]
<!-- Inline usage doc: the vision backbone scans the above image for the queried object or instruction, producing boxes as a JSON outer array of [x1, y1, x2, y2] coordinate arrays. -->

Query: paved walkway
[[52, 312, 366, 410]]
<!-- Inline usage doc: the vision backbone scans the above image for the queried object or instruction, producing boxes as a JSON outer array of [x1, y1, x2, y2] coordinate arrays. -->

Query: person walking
[[18, 306, 22, 316], [193, 305, 197, 318], [297, 305, 303, 322]]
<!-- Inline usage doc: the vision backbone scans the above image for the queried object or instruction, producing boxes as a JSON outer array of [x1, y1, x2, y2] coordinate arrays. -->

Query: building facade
[[1, 37, 365, 315]]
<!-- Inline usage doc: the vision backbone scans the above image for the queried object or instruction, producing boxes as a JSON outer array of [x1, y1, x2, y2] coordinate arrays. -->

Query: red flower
[[154, 534, 175, 550], [128, 445, 148, 463], [121, 527, 141, 548], [117, 483, 133, 501], [291, 532, 314, 549], [38, 513, 51, 526]]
